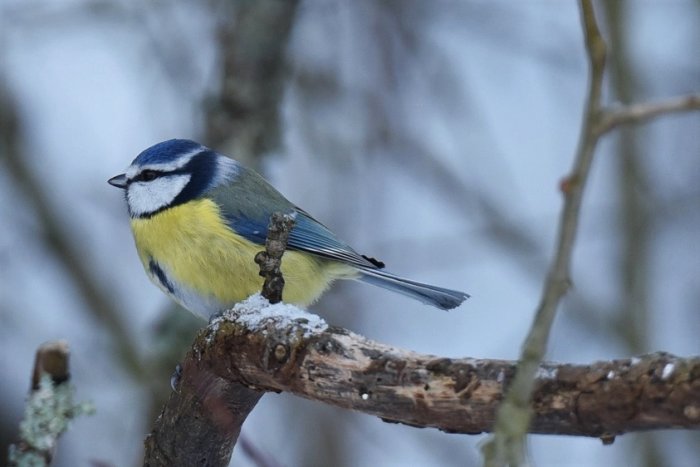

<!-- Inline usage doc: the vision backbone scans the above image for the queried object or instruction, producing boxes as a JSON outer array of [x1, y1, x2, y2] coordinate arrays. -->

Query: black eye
[[137, 170, 160, 182]]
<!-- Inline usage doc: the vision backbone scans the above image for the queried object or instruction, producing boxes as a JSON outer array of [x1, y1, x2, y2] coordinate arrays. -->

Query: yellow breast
[[130, 199, 354, 315]]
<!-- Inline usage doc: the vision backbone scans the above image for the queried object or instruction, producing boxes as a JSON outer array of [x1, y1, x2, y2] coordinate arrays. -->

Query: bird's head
[[108, 139, 238, 218]]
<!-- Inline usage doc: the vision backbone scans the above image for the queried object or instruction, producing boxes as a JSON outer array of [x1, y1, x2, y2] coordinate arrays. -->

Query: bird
[[108, 139, 469, 318]]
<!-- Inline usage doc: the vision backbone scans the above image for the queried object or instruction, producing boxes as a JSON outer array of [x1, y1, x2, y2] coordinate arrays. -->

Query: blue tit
[[108, 139, 469, 318]]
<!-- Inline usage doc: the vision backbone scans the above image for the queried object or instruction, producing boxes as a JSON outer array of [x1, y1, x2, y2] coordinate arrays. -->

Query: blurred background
[[1, 1, 698, 466]]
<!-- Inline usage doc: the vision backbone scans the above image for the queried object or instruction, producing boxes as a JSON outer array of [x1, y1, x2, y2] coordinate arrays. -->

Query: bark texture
[[143, 304, 700, 466]]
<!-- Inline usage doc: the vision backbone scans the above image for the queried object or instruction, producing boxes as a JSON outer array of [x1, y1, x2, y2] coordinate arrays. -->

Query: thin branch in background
[[483, 1, 608, 464], [483, 1, 700, 465], [597, 94, 700, 135], [8, 341, 94, 466]]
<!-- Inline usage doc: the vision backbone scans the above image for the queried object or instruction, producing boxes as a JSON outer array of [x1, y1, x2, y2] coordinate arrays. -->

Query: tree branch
[[597, 94, 700, 135], [153, 302, 700, 450], [142, 356, 263, 467]]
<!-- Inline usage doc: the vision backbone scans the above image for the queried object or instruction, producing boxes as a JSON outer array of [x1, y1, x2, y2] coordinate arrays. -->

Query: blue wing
[[208, 168, 382, 270], [234, 208, 383, 269]]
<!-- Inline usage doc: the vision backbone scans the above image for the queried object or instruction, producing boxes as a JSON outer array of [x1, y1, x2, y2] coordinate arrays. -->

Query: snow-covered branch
[[143, 298, 700, 467]]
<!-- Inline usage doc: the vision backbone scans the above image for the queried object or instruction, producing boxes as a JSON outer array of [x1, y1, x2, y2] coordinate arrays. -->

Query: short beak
[[108, 174, 128, 189]]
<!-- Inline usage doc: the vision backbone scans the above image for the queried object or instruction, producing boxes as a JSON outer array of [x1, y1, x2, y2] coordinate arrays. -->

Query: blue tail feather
[[357, 268, 469, 310]]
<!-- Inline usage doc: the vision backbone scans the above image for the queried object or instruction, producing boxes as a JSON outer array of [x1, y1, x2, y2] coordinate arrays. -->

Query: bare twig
[[482, 2, 607, 465], [597, 94, 700, 135], [8, 341, 94, 467], [254, 212, 296, 304]]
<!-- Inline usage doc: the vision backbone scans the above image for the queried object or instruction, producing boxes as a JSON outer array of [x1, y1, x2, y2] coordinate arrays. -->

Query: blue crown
[[133, 139, 204, 165]]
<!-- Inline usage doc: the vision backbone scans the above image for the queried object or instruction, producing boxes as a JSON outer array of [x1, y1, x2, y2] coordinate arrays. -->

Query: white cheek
[[127, 174, 191, 216]]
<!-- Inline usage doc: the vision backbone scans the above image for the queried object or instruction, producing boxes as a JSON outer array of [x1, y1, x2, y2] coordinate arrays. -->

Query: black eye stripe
[[133, 169, 164, 182]]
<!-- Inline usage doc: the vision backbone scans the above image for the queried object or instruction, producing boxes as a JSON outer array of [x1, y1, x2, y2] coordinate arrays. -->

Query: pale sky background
[[1, 1, 698, 466]]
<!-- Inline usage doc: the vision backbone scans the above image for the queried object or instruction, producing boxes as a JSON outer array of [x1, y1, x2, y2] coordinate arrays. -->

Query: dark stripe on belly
[[149, 259, 175, 294]]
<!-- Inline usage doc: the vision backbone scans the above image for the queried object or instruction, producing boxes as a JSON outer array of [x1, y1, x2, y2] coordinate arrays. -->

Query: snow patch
[[661, 363, 675, 380], [497, 369, 505, 384], [219, 293, 327, 337], [535, 366, 558, 380]]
